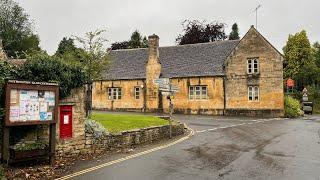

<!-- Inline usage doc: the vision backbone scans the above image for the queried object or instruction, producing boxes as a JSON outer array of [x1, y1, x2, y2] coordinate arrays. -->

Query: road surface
[[71, 114, 320, 180]]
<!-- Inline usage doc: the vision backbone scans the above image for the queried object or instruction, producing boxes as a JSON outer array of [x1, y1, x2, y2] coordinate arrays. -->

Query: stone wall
[[93, 77, 225, 115], [225, 26, 284, 117], [92, 79, 145, 111], [85, 123, 185, 152], [56, 87, 86, 156], [162, 77, 224, 115]]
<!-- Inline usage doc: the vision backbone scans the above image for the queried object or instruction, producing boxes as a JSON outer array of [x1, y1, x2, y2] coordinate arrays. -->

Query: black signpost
[[154, 78, 179, 139], [2, 80, 59, 164]]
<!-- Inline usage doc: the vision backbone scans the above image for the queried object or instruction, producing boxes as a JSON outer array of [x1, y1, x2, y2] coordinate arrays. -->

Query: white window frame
[[107, 88, 122, 100], [189, 86, 207, 100], [248, 86, 259, 101], [134, 87, 140, 100], [247, 58, 259, 74]]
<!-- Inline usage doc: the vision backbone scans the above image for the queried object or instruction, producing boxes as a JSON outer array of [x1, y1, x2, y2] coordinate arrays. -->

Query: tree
[[229, 23, 240, 40], [55, 37, 77, 56], [111, 41, 130, 50], [74, 29, 109, 117], [283, 30, 313, 79], [0, 0, 40, 58], [129, 30, 148, 48], [176, 20, 227, 45], [313, 42, 320, 67], [111, 30, 148, 50]]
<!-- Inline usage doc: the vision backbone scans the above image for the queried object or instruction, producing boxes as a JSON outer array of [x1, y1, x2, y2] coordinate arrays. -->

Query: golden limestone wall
[[225, 26, 284, 117], [161, 77, 225, 115], [92, 80, 145, 111]]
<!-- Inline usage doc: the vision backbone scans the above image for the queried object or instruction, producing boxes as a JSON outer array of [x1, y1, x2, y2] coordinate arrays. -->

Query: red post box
[[59, 105, 73, 139]]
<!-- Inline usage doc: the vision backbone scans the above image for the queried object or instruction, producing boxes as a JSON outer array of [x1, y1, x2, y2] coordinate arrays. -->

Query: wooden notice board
[[2, 80, 59, 164]]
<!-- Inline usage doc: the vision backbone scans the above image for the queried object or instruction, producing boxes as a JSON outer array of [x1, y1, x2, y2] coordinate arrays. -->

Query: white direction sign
[[153, 78, 170, 85]]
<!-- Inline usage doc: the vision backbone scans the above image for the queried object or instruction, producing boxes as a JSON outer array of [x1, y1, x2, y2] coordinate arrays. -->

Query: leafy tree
[[283, 30, 313, 79], [229, 23, 240, 40], [313, 42, 320, 67], [16, 52, 87, 99], [129, 30, 148, 48], [111, 30, 148, 50], [111, 41, 130, 50], [55, 37, 77, 56], [74, 29, 109, 116], [176, 20, 227, 45], [0, 0, 41, 58], [295, 63, 320, 87]]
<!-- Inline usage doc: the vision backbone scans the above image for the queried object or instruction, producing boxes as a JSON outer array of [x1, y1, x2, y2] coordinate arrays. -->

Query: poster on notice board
[[9, 89, 55, 122]]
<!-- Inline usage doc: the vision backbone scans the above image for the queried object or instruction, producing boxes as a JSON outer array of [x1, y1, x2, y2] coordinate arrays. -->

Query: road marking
[[196, 118, 279, 133], [55, 126, 195, 180]]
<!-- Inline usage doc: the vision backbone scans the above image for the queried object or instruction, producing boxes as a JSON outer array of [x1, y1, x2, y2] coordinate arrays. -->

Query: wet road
[[74, 115, 320, 180]]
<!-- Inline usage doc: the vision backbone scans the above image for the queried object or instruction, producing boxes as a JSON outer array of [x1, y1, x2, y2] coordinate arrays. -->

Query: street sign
[[153, 78, 170, 85]]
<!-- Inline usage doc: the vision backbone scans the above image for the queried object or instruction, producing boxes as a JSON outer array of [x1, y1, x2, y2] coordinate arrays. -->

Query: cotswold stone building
[[92, 26, 284, 117]]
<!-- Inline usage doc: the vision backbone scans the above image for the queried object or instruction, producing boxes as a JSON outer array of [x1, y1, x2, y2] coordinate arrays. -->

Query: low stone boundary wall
[[85, 123, 185, 153]]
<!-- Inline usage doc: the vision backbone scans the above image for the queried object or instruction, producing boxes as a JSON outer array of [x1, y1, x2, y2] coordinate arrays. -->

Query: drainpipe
[[223, 76, 226, 115], [143, 80, 147, 112]]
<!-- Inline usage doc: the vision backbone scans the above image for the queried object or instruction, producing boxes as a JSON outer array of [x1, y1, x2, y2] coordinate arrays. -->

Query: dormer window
[[247, 58, 259, 74]]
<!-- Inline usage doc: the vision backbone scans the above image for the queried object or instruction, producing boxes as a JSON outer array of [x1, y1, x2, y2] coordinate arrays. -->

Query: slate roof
[[103, 40, 240, 80]]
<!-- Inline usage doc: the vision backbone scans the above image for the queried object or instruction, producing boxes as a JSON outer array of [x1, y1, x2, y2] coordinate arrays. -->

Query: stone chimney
[[145, 34, 162, 111], [147, 34, 160, 63]]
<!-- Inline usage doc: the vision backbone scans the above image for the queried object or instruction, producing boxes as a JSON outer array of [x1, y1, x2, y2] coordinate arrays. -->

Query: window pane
[[201, 87, 207, 99], [254, 87, 259, 100], [135, 87, 140, 99], [108, 88, 112, 99], [254, 59, 258, 73], [189, 86, 194, 99], [195, 86, 201, 99], [113, 89, 117, 99], [248, 86, 253, 101], [118, 88, 122, 99]]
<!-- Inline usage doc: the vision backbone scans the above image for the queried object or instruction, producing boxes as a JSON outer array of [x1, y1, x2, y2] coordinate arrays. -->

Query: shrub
[[285, 95, 303, 118], [16, 52, 88, 99], [0, 60, 17, 119]]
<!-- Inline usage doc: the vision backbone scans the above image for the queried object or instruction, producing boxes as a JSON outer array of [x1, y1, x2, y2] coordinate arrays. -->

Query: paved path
[[69, 114, 320, 180]]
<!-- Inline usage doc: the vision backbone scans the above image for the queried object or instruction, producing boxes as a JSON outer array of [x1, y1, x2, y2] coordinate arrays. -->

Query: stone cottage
[[92, 26, 284, 117]]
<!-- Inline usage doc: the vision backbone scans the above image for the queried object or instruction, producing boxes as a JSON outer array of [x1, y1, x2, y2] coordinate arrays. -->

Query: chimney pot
[[148, 34, 159, 62]]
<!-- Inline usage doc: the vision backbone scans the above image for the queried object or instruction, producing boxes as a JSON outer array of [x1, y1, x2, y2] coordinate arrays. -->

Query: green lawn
[[91, 112, 169, 133]]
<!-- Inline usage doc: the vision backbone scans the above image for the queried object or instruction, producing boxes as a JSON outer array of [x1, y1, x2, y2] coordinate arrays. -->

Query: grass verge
[[91, 112, 169, 133]]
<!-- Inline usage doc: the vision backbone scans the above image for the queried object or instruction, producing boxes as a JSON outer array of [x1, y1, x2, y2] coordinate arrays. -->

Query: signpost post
[[154, 78, 179, 139]]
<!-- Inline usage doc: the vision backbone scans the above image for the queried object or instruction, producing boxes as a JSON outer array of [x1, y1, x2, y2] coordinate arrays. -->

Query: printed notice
[[63, 115, 69, 124], [10, 89, 18, 104], [20, 90, 29, 101], [40, 102, 48, 112], [9, 106, 19, 121], [47, 112, 53, 120], [40, 112, 48, 120]]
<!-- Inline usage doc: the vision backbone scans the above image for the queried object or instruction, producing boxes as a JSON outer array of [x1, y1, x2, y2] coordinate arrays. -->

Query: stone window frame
[[247, 57, 259, 74], [248, 86, 259, 101], [189, 85, 207, 100], [134, 87, 141, 100], [107, 87, 122, 100]]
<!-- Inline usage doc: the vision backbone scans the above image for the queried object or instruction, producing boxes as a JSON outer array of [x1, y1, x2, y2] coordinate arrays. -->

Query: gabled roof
[[103, 40, 240, 80]]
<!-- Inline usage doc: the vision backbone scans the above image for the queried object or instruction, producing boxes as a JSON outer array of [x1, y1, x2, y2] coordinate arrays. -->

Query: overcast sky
[[17, 0, 319, 55]]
